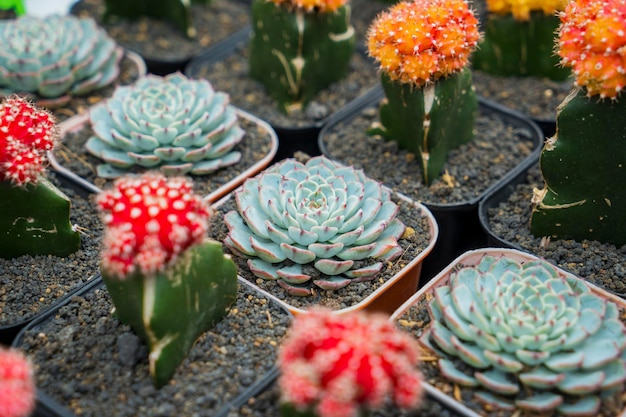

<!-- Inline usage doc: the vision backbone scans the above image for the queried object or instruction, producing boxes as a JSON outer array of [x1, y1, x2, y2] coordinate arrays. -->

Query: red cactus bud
[[0, 347, 35, 417], [367, 0, 480, 87], [269, 0, 348, 13], [97, 172, 211, 278], [0, 97, 57, 186], [558, 0, 626, 99], [278, 308, 423, 417], [486, 0, 567, 20]]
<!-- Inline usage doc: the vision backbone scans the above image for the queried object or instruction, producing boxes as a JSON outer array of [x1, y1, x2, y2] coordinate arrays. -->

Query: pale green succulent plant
[[0, 15, 122, 107], [421, 254, 626, 416], [224, 156, 406, 296], [84, 72, 244, 178]]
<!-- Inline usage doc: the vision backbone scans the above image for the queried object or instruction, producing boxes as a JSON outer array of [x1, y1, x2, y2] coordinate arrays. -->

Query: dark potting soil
[[396, 286, 626, 417], [71, 0, 250, 65], [0, 172, 102, 330], [321, 104, 537, 206], [186, 40, 380, 130], [486, 163, 626, 297], [54, 112, 274, 201], [4, 53, 143, 124], [16, 280, 291, 417], [208, 173, 434, 312]]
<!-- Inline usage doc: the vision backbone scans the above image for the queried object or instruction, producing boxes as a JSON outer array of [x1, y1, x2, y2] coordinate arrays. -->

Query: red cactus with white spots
[[0, 97, 57, 186], [97, 172, 211, 278], [558, 0, 626, 99], [270, 0, 347, 13], [367, 0, 480, 86], [278, 308, 423, 417], [0, 347, 35, 417]]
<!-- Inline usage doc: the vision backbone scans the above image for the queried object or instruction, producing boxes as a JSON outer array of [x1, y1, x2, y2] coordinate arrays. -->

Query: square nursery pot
[[210, 169, 439, 316], [184, 26, 382, 162], [318, 85, 544, 285], [479, 161, 626, 299], [390, 247, 626, 417], [51, 106, 278, 204], [12, 276, 293, 417], [2, 51, 146, 125], [0, 172, 102, 346], [70, 0, 252, 75]]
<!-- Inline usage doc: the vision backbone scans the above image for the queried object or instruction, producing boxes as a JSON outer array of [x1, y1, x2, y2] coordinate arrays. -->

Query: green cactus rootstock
[[249, 0, 355, 114], [472, 12, 570, 81], [103, 0, 211, 38], [0, 0, 25, 15], [530, 89, 626, 246], [0, 178, 80, 259], [102, 240, 238, 388], [369, 70, 477, 186]]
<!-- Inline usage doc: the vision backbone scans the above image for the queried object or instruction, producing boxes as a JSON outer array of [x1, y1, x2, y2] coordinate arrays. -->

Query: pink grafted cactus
[[558, 0, 626, 99], [0, 347, 35, 417], [97, 172, 211, 278], [0, 97, 56, 186], [278, 308, 423, 417]]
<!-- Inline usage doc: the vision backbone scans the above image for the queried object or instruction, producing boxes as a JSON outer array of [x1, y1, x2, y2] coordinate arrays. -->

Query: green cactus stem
[[472, 11, 570, 81], [0, 0, 25, 15], [103, 0, 211, 38], [369, 70, 477, 186], [0, 178, 80, 259], [530, 88, 626, 246], [248, 0, 355, 114], [102, 239, 237, 388]]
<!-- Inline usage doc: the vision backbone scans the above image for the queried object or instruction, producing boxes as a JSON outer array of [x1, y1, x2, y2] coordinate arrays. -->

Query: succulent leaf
[[224, 156, 406, 295], [85, 73, 243, 178], [427, 254, 626, 414]]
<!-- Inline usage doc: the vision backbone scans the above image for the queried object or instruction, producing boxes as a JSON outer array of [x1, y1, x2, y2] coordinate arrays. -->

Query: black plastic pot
[[0, 173, 100, 346], [12, 276, 292, 417], [184, 27, 382, 163], [318, 86, 544, 286]]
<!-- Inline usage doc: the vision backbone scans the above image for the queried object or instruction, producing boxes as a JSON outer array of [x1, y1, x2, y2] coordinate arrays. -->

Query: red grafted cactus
[[0, 97, 56, 186], [269, 0, 347, 12], [558, 0, 626, 99], [367, 0, 480, 86], [97, 172, 211, 278], [278, 308, 423, 417], [0, 347, 35, 417]]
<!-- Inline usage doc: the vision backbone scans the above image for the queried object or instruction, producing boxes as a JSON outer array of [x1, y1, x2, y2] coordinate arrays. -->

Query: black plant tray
[[318, 85, 544, 285], [12, 276, 292, 417]]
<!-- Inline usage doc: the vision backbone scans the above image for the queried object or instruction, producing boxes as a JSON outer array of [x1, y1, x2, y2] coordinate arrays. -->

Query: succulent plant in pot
[[0, 15, 125, 120], [0, 97, 80, 259], [0, 346, 35, 417], [96, 171, 238, 388], [366, 0, 481, 186], [530, 0, 626, 248], [392, 248, 626, 416], [277, 308, 424, 417], [220, 155, 438, 314]]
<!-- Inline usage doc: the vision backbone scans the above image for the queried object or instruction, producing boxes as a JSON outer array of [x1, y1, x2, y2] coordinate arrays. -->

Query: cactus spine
[[471, 0, 570, 80], [366, 0, 480, 186], [0, 97, 80, 259], [98, 173, 237, 387], [249, 0, 355, 114], [530, 0, 626, 246], [103, 0, 210, 38]]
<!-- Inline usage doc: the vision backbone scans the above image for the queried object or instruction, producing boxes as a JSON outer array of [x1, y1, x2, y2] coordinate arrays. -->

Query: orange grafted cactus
[[558, 0, 626, 99], [486, 0, 567, 21], [269, 0, 347, 12], [367, 0, 480, 87]]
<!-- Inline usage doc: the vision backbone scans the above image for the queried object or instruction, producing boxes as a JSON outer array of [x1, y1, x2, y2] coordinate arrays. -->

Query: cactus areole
[[0, 97, 80, 259], [98, 172, 237, 387], [366, 0, 480, 185], [248, 0, 355, 114], [0, 347, 35, 417], [530, 0, 626, 246], [278, 308, 423, 417]]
